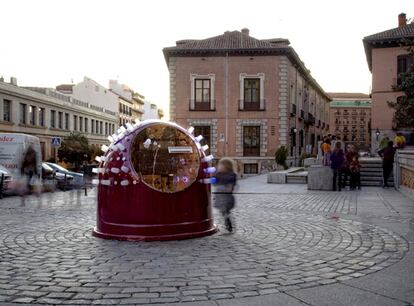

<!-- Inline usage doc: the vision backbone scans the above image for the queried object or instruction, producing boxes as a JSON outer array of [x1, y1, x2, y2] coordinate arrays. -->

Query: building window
[[57, 111, 62, 129], [194, 126, 211, 154], [39, 108, 45, 126], [96, 120, 99, 134], [85, 118, 88, 133], [20, 103, 27, 124], [65, 113, 69, 130], [79, 116, 83, 131], [100, 121, 103, 134], [50, 110, 56, 128], [3, 99, 11, 122], [105, 122, 108, 135], [243, 126, 260, 157], [29, 105, 36, 125], [91, 119, 95, 134], [244, 78, 260, 103], [244, 163, 258, 174], [74, 115, 78, 131], [193, 79, 211, 111], [397, 55, 414, 85]]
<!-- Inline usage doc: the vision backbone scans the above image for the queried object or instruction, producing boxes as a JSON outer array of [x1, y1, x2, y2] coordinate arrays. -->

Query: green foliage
[[275, 146, 289, 170], [57, 132, 92, 169], [388, 45, 414, 128]]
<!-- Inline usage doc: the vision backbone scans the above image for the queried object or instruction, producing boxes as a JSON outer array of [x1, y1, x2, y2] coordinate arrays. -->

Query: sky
[[1, 0, 413, 119]]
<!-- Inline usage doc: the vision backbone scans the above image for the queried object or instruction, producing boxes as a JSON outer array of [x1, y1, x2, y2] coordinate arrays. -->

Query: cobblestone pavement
[[0, 182, 411, 305]]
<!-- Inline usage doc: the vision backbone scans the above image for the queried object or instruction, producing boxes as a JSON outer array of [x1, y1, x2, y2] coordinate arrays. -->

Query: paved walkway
[[0, 175, 413, 305]]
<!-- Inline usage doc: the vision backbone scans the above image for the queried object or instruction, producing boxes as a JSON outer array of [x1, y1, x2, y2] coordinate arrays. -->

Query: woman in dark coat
[[330, 142, 345, 191]]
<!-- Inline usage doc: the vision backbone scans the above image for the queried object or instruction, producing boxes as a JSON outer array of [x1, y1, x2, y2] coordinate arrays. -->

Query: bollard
[[0, 173, 4, 199]]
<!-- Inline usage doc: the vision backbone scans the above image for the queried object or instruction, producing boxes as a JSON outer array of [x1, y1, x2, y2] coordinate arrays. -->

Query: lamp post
[[375, 128, 380, 141], [293, 127, 297, 167]]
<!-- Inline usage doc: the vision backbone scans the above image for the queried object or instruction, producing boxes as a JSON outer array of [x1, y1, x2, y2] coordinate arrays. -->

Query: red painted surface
[[93, 121, 217, 241]]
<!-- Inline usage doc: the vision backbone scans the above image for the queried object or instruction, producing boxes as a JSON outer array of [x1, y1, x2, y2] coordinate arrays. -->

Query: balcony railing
[[305, 113, 315, 125], [189, 99, 216, 111], [238, 99, 266, 111], [290, 104, 297, 116]]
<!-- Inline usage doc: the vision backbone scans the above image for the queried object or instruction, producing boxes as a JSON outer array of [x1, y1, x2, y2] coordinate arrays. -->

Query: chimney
[[241, 28, 250, 35], [10, 77, 17, 86], [398, 13, 407, 28]]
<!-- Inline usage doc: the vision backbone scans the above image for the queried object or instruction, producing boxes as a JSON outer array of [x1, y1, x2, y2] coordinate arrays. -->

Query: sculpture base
[[92, 225, 218, 242]]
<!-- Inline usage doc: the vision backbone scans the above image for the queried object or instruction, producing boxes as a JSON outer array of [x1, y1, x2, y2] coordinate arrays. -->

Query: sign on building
[[51, 137, 62, 147]]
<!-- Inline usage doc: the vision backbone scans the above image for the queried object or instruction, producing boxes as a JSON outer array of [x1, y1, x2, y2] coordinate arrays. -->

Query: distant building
[[142, 100, 164, 121], [328, 93, 371, 149], [57, 77, 119, 114], [363, 13, 414, 150], [163, 28, 330, 173], [109, 80, 145, 125], [0, 77, 117, 160]]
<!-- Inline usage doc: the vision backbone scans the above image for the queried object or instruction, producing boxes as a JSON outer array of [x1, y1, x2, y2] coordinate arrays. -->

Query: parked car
[[42, 163, 74, 190], [0, 164, 13, 196], [44, 162, 84, 187]]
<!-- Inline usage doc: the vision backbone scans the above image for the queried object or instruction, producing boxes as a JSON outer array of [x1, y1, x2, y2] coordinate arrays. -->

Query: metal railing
[[189, 99, 216, 111], [238, 99, 266, 111]]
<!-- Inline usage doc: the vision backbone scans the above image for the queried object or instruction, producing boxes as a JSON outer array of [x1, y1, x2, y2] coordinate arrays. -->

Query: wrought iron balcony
[[305, 113, 315, 125], [189, 99, 216, 111], [290, 104, 297, 116], [238, 99, 266, 111]]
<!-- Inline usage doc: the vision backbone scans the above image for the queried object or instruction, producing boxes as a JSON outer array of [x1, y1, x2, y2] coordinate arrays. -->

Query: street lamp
[[375, 128, 380, 141], [293, 128, 297, 167]]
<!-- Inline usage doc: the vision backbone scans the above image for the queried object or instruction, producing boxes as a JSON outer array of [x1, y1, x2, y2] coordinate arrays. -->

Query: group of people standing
[[321, 137, 361, 191]]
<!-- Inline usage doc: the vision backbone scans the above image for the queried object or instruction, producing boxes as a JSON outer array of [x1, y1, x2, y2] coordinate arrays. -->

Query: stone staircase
[[356, 158, 394, 187], [286, 171, 308, 184]]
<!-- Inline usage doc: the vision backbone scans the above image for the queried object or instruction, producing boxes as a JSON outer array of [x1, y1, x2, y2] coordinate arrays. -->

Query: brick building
[[363, 13, 414, 151], [163, 29, 330, 174], [328, 93, 371, 150]]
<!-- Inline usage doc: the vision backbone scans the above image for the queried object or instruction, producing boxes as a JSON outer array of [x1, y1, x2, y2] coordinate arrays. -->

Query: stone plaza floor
[[0, 175, 413, 305]]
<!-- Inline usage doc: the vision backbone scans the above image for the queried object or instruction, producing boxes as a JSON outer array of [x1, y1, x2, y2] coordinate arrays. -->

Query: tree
[[57, 132, 92, 169], [275, 146, 288, 170], [388, 44, 414, 129]]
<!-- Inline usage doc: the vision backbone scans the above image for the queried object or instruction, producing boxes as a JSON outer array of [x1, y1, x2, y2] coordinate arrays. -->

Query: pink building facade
[[363, 13, 414, 151], [163, 29, 330, 175]]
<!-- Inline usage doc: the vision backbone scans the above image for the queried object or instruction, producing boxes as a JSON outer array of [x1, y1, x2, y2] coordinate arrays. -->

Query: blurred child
[[213, 158, 237, 233], [349, 156, 361, 190]]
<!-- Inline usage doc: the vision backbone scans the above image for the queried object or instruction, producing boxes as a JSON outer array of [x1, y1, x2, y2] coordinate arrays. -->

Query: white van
[[0, 133, 42, 178]]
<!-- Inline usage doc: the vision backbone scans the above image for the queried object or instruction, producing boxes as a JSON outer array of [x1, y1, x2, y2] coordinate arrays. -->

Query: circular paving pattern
[[0, 192, 409, 305]]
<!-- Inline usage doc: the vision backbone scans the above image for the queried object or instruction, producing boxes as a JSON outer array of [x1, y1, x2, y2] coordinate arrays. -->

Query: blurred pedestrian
[[213, 158, 237, 233], [21, 146, 38, 193], [378, 141, 396, 188], [343, 145, 358, 189], [321, 137, 331, 166], [349, 155, 361, 190], [395, 132, 406, 149], [379, 135, 390, 150], [330, 142, 345, 191]]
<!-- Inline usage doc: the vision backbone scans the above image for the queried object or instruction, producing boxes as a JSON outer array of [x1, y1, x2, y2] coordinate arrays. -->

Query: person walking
[[330, 142, 345, 191], [213, 158, 237, 233], [378, 141, 396, 188]]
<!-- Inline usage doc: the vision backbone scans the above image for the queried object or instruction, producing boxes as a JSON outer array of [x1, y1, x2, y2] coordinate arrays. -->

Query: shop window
[[194, 126, 211, 154], [130, 123, 200, 193], [243, 126, 260, 156], [244, 163, 258, 174]]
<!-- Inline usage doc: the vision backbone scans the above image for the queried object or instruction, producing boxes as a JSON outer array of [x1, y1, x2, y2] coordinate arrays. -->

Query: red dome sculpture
[[92, 120, 217, 241]]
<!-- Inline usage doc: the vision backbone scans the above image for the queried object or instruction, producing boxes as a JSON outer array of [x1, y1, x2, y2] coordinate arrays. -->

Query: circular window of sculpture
[[130, 123, 200, 193]]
